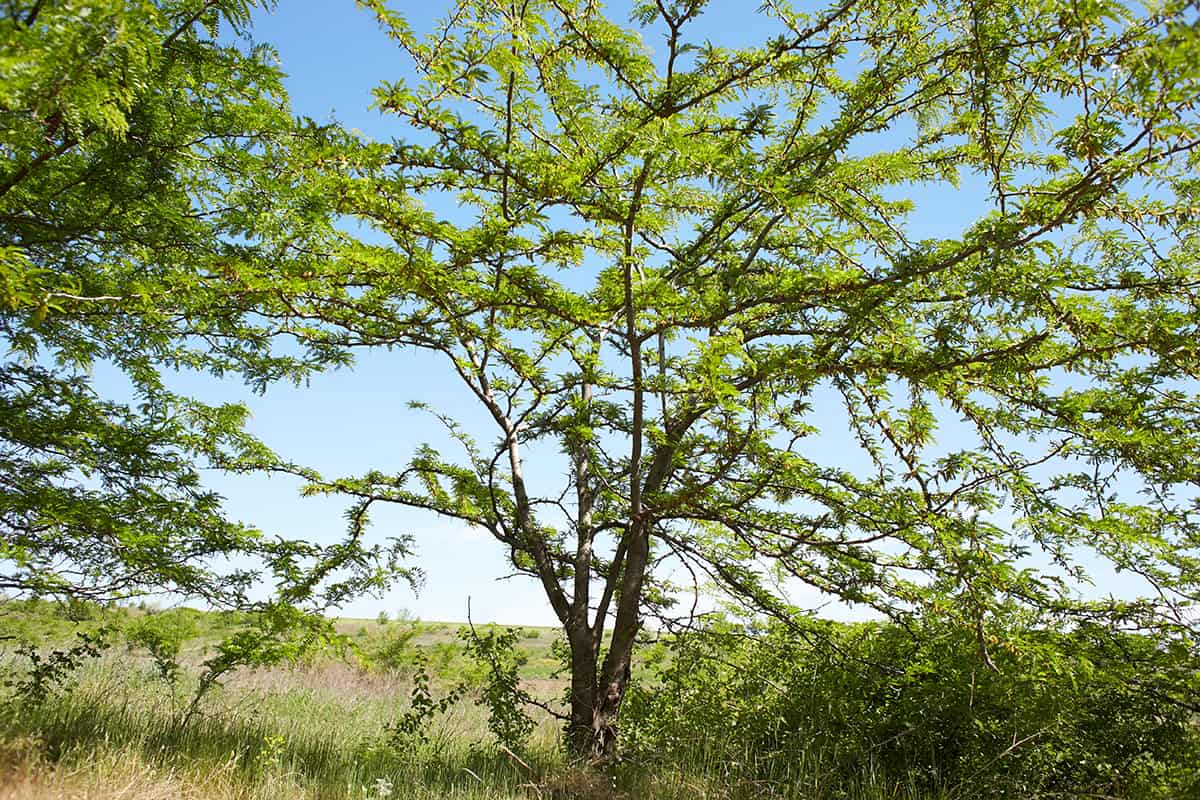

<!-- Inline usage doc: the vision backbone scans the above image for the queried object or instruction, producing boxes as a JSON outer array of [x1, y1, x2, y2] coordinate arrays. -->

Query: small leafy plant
[[5, 628, 111, 705], [125, 612, 197, 686], [386, 651, 466, 752], [460, 624, 535, 754]]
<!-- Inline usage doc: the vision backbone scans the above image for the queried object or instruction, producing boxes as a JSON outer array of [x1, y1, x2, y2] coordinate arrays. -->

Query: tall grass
[[1, 653, 560, 800], [0, 647, 955, 800]]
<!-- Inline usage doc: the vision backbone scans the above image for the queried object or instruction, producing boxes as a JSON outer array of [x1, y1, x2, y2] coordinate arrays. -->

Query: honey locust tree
[[0, 1, 408, 628], [276, 0, 1200, 758]]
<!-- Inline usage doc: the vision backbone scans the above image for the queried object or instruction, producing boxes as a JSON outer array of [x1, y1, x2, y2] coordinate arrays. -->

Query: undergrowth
[[1, 601, 1196, 800]]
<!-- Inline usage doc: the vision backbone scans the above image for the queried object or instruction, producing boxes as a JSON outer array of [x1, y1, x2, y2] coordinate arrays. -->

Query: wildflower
[[369, 777, 394, 799]]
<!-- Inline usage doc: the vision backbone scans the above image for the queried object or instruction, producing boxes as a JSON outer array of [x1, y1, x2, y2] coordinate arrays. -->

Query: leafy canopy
[[0, 0, 410, 613], [276, 0, 1200, 652]]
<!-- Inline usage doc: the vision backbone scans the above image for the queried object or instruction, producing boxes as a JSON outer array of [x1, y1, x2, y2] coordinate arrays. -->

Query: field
[[0, 602, 740, 800], [1, 602, 577, 800], [2, 600, 1197, 800]]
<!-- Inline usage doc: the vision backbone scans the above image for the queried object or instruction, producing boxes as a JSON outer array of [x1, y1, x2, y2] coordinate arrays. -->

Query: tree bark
[[566, 630, 599, 757], [563, 519, 649, 761], [566, 624, 638, 762]]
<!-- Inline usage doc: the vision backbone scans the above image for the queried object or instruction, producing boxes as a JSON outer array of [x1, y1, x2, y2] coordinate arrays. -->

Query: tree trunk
[[566, 636, 636, 762], [589, 658, 630, 760], [564, 538, 645, 762], [566, 631, 598, 757]]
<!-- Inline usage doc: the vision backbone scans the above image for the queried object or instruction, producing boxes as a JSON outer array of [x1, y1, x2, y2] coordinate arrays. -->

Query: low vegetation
[[2, 600, 1196, 799], [624, 616, 1200, 799]]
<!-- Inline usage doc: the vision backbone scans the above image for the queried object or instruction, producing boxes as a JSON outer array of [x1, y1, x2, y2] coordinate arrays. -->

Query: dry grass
[[0, 646, 571, 800], [0, 744, 311, 800]]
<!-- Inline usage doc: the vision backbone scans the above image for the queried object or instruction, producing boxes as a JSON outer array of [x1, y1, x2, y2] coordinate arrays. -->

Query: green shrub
[[56, 598, 98, 622], [622, 615, 1200, 800], [385, 651, 466, 753], [460, 625, 534, 754], [124, 610, 199, 685], [362, 617, 423, 672], [5, 629, 111, 704]]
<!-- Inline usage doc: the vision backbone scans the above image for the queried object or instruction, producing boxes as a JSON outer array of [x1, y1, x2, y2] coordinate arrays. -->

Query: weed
[[4, 628, 110, 705], [386, 652, 467, 752]]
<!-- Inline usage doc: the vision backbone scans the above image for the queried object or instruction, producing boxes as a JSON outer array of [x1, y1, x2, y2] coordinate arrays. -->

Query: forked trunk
[[566, 638, 635, 761], [564, 575, 642, 762]]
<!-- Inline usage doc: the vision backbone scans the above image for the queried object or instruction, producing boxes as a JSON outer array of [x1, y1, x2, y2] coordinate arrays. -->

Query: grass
[[1, 648, 563, 800], [0, 655, 957, 800], [0, 601, 1000, 799], [0, 601, 568, 797], [1, 601, 651, 799]]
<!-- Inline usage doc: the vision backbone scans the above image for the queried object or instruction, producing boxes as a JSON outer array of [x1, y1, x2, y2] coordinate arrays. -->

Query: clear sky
[[209, 0, 867, 625], [130, 0, 1146, 626]]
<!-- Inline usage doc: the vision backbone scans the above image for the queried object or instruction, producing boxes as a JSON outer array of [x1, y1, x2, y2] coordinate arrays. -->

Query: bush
[[363, 617, 424, 672], [622, 615, 1200, 799], [460, 625, 534, 754], [124, 610, 199, 685], [56, 598, 98, 622], [5, 629, 111, 705]]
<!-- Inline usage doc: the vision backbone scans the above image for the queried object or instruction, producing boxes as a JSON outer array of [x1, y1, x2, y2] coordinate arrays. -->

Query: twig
[[499, 744, 533, 774], [947, 729, 1046, 800]]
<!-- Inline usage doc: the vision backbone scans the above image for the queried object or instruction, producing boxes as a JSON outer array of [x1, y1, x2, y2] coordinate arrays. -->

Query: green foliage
[[57, 598, 96, 622], [459, 624, 535, 754], [375, 622, 539, 756], [5, 0, 1199, 770], [182, 600, 351, 727], [363, 615, 425, 672], [289, 0, 1200, 755], [2, 0, 281, 605], [125, 610, 199, 685], [386, 652, 467, 753], [623, 615, 1200, 799], [0, 0, 413, 630], [4, 628, 111, 705], [0, 597, 126, 646]]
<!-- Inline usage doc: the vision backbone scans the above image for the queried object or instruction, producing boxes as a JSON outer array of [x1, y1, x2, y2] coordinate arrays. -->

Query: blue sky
[[227, 0, 901, 625], [142, 0, 1152, 625], [177, 1, 572, 625]]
